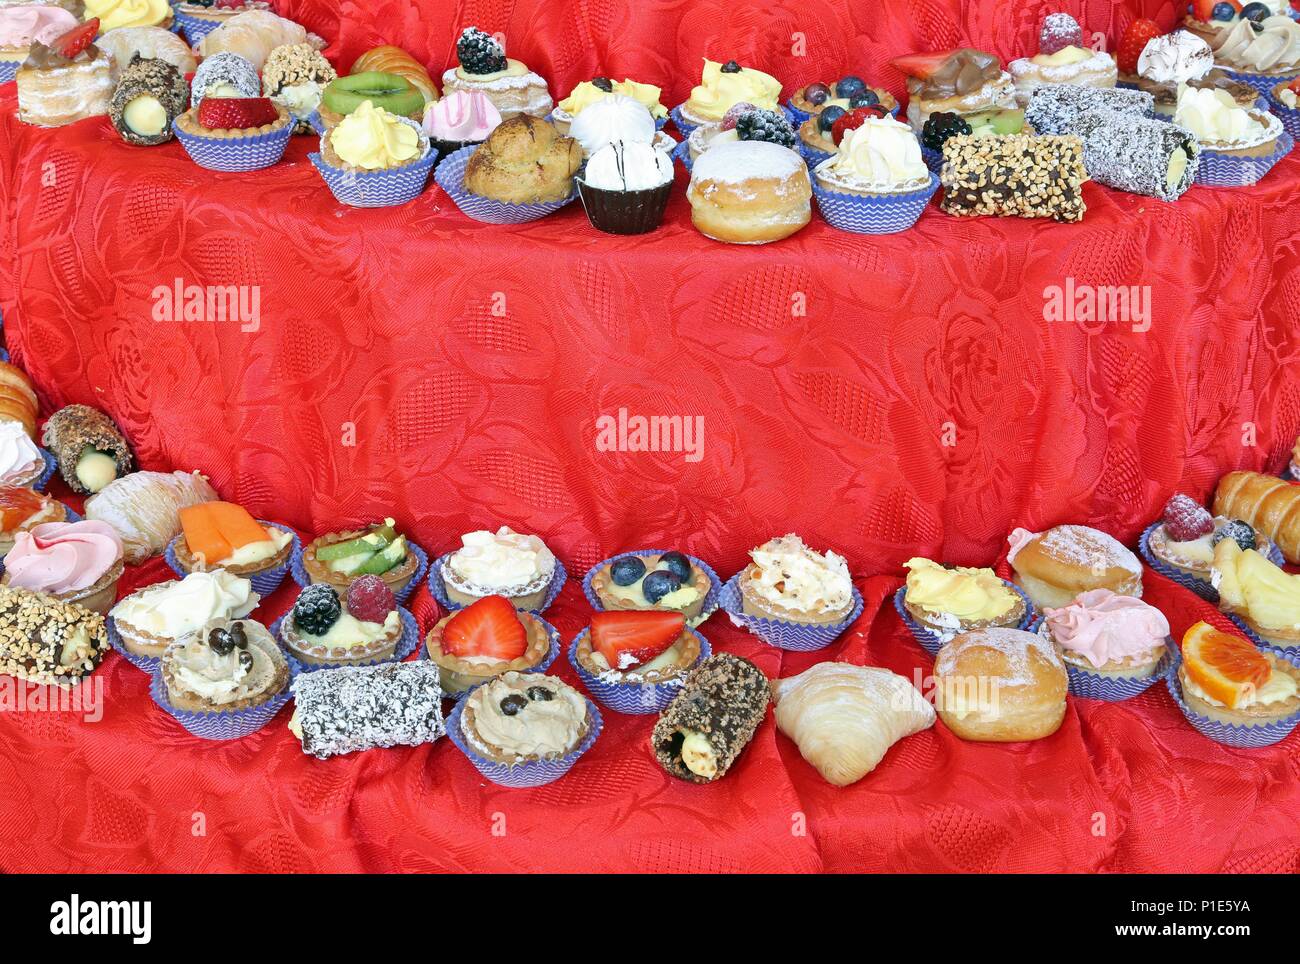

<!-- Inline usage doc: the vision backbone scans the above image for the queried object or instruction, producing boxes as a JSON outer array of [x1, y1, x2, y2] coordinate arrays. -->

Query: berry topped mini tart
[[1007, 524, 1143, 610], [1039, 589, 1170, 699], [279, 579, 403, 667], [110, 569, 258, 662], [901, 557, 1027, 639], [190, 51, 260, 107], [738, 533, 856, 627], [917, 106, 1026, 170], [552, 75, 668, 134], [171, 501, 293, 581], [890, 48, 1017, 132], [424, 594, 555, 696], [1270, 75, 1300, 136], [689, 102, 797, 161], [1212, 538, 1300, 651], [301, 517, 420, 598], [589, 550, 714, 624], [16, 18, 111, 128], [160, 619, 288, 716], [2, 520, 124, 615], [1186, 2, 1300, 90], [1007, 13, 1117, 106], [439, 525, 557, 611], [0, 486, 68, 557], [1143, 493, 1275, 590], [575, 610, 697, 683], [787, 75, 898, 123], [173, 93, 293, 171], [675, 58, 782, 131], [440, 26, 552, 120]]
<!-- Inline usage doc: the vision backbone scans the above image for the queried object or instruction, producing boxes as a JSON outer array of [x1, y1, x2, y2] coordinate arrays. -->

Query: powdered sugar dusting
[[690, 140, 806, 184], [1039, 524, 1141, 575], [935, 627, 1063, 688]]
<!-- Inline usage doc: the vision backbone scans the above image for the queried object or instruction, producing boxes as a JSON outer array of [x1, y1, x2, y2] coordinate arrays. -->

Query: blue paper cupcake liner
[[172, 9, 224, 45], [920, 143, 944, 174], [567, 627, 710, 714], [1265, 87, 1300, 139], [434, 144, 576, 222], [581, 549, 722, 628], [418, 613, 560, 701], [1031, 618, 1174, 701], [291, 539, 428, 607], [427, 553, 566, 615], [174, 114, 293, 172], [894, 581, 1035, 658], [149, 658, 295, 741], [1138, 521, 1287, 604], [1165, 648, 1300, 748], [1225, 67, 1300, 97], [671, 137, 693, 173], [813, 171, 939, 234], [0, 60, 18, 85], [1195, 131, 1293, 186], [163, 520, 299, 597], [799, 141, 834, 168], [270, 605, 420, 675], [1223, 612, 1299, 654], [446, 693, 602, 788], [30, 448, 56, 492], [720, 573, 863, 651], [311, 127, 436, 208], [106, 614, 162, 674]]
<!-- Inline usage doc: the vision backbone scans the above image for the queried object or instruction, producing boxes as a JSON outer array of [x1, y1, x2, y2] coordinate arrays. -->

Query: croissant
[[1213, 471, 1300, 564], [464, 115, 581, 203], [84, 470, 218, 564], [772, 663, 935, 787], [0, 361, 38, 440], [351, 46, 438, 104], [198, 11, 309, 73]]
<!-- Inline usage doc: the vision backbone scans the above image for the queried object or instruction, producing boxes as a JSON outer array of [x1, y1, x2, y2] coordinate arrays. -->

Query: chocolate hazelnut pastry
[[109, 54, 189, 146]]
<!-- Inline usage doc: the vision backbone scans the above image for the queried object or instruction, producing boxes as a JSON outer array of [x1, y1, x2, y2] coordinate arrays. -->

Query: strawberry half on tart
[[575, 610, 699, 685], [424, 594, 554, 696]]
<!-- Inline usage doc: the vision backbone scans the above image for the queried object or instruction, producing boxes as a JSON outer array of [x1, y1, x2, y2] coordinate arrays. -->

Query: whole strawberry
[[1117, 18, 1161, 75], [1162, 493, 1214, 542], [347, 574, 396, 624]]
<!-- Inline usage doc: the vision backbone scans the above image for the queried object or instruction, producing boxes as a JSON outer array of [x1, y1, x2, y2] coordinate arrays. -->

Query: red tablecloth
[[1, 0, 1299, 873]]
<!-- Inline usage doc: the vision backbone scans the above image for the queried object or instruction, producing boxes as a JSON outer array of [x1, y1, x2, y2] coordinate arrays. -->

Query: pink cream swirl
[[1043, 588, 1170, 669], [4, 520, 123, 593], [1005, 527, 1039, 563], [0, 5, 78, 47], [423, 90, 501, 141]]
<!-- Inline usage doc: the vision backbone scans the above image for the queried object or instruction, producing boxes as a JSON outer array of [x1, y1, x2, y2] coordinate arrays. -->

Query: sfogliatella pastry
[[901, 557, 1026, 639], [319, 99, 427, 172], [0, 420, 45, 488], [261, 42, 337, 134], [84, 469, 218, 564], [160, 618, 290, 714], [1213, 537, 1300, 649], [0, 3, 77, 77], [110, 569, 258, 660], [318, 71, 425, 127], [1008, 13, 1117, 106], [42, 404, 132, 494], [441, 26, 551, 119], [280, 580, 402, 667], [1120, 29, 1258, 117], [289, 660, 445, 759], [1072, 108, 1199, 201], [591, 550, 711, 623], [1007, 524, 1143, 609], [678, 58, 782, 128], [1146, 492, 1274, 582], [687, 140, 811, 244], [1040, 589, 1170, 683], [0, 486, 68, 557], [190, 50, 260, 108], [1, 520, 124, 614], [0, 360, 39, 440], [0, 584, 108, 686], [940, 134, 1088, 223], [459, 671, 590, 765], [652, 653, 769, 783], [934, 627, 1068, 742], [464, 114, 581, 204], [173, 501, 292, 579], [552, 76, 667, 133], [1176, 621, 1299, 728], [440, 525, 555, 610], [738, 533, 854, 626], [172, 0, 270, 41], [301, 517, 418, 597], [108, 54, 188, 146], [351, 44, 438, 105], [891, 48, 1018, 132], [1023, 83, 1153, 135], [424, 594, 553, 695], [773, 663, 935, 786], [1213, 471, 1300, 563], [84, 0, 170, 30], [16, 17, 112, 127], [197, 9, 311, 73], [96, 24, 196, 83], [576, 140, 675, 235], [422, 89, 501, 160]]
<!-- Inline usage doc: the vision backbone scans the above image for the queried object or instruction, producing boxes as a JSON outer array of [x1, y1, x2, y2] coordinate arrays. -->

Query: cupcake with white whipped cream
[[1122, 30, 1259, 117], [438, 526, 558, 611], [568, 94, 674, 158], [737, 533, 856, 626], [0, 420, 47, 488], [1206, 13, 1300, 93], [811, 114, 940, 233], [110, 569, 259, 664], [1175, 83, 1289, 185], [576, 140, 675, 234]]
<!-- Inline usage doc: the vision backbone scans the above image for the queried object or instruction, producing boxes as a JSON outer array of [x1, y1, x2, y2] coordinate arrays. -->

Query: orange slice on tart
[[179, 501, 275, 567], [1181, 621, 1271, 709]]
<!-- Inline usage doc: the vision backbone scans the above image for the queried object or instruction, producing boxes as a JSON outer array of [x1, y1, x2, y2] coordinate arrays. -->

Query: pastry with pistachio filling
[[41, 404, 134, 495], [0, 584, 109, 686], [651, 653, 769, 783]]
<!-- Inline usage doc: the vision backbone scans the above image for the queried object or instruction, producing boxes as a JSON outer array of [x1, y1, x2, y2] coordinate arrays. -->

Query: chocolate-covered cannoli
[[0, 586, 109, 687], [41, 404, 133, 495], [939, 133, 1088, 223], [1072, 109, 1200, 202], [651, 653, 769, 783], [1025, 84, 1154, 135], [289, 661, 445, 759], [108, 54, 189, 146]]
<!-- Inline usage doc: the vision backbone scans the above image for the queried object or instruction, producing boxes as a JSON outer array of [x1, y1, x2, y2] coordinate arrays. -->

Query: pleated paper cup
[[174, 116, 293, 172], [720, 573, 863, 651], [434, 144, 577, 223], [1034, 619, 1173, 702], [895, 580, 1034, 658], [150, 662, 295, 741], [1267, 82, 1300, 139], [310, 121, 436, 208], [164, 520, 298, 597], [1165, 649, 1300, 749], [447, 696, 602, 788], [1195, 131, 1293, 187], [1138, 522, 1287, 604], [813, 171, 939, 235], [567, 628, 710, 715], [1224, 66, 1300, 98]]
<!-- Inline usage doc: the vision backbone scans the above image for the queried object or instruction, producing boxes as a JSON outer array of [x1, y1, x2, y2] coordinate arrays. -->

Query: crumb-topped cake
[[738, 533, 854, 625]]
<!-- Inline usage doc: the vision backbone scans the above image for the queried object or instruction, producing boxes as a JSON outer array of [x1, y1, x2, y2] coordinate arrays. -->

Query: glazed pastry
[[351, 45, 437, 104], [574, 610, 697, 685], [788, 75, 898, 118], [1120, 29, 1258, 116], [1213, 538, 1300, 649], [1, 520, 124, 615], [1174, 84, 1283, 157], [42, 404, 132, 493], [289, 660, 445, 759], [933, 627, 1068, 742], [83, 469, 217, 564], [1041, 589, 1170, 680], [280, 579, 402, 667], [651, 653, 769, 783], [1213, 471, 1300, 563], [569, 94, 672, 157], [679, 58, 782, 126], [261, 42, 337, 133], [0, 486, 68, 557], [84, 0, 169, 30], [441, 525, 555, 610], [440, 26, 552, 119], [16, 18, 112, 127], [173, 501, 292, 577], [422, 90, 500, 158], [812, 114, 932, 196], [197, 10, 311, 73], [940, 134, 1088, 223], [1008, 13, 1117, 106], [576, 140, 674, 234], [0, 361, 38, 440], [0, 420, 44, 487], [687, 140, 811, 244], [108, 55, 188, 146], [96, 25, 195, 83], [110, 569, 258, 660], [301, 517, 418, 596], [1147, 493, 1273, 581], [424, 594, 552, 695], [901, 557, 1025, 639], [1072, 109, 1200, 201], [552, 75, 667, 133], [161, 618, 290, 714], [0, 584, 108, 686], [772, 663, 935, 786], [459, 671, 589, 764], [1177, 621, 1299, 726], [591, 550, 710, 623], [737, 533, 854, 626], [1024, 83, 1153, 134], [1007, 524, 1143, 609], [463, 114, 581, 204], [321, 100, 426, 171], [189, 51, 260, 107], [0, 4, 77, 72], [318, 71, 424, 126], [891, 48, 1018, 132]]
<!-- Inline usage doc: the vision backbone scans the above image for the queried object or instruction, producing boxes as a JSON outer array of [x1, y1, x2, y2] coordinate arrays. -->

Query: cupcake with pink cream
[[1039, 588, 1171, 700], [423, 90, 501, 161], [1, 520, 125, 614], [0, 4, 78, 80], [0, 421, 46, 487]]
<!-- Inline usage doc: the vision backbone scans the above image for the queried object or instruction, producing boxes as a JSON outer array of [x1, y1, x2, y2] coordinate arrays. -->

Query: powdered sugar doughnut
[[686, 140, 811, 244], [1007, 524, 1143, 610]]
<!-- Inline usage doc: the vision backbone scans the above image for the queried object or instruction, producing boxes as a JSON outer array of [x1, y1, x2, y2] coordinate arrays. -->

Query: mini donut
[[686, 140, 811, 244], [321, 71, 424, 120], [1007, 524, 1143, 610]]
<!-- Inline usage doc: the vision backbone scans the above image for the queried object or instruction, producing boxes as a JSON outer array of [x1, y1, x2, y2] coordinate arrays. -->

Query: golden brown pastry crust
[[934, 628, 1068, 742], [1010, 525, 1142, 610], [1, 559, 123, 616], [463, 115, 581, 203], [351, 46, 438, 103], [1178, 658, 1300, 724], [424, 610, 551, 693], [573, 627, 699, 683], [17, 51, 114, 127], [175, 104, 292, 138], [687, 166, 812, 244], [302, 529, 418, 596], [1214, 471, 1300, 564], [172, 528, 292, 578], [590, 553, 711, 622]]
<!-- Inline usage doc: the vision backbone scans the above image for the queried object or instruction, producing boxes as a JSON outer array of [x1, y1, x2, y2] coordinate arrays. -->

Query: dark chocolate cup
[[430, 137, 482, 166], [575, 177, 673, 235]]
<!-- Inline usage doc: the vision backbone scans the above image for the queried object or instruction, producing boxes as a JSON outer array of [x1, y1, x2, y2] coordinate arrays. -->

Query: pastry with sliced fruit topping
[[440, 26, 552, 120], [0, 486, 68, 557], [1007, 13, 1117, 106], [302, 517, 419, 597], [424, 593, 553, 695], [1211, 538, 1300, 650], [172, 501, 293, 581], [788, 76, 898, 119], [1146, 493, 1275, 583], [1176, 621, 1300, 726], [890, 47, 1018, 132], [173, 91, 293, 171], [440, 525, 556, 610], [590, 549, 712, 623], [279, 578, 403, 666], [16, 17, 113, 127], [574, 610, 699, 685]]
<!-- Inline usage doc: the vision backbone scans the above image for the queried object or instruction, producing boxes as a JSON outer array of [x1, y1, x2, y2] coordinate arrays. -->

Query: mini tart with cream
[[738, 533, 855, 626], [1177, 621, 1300, 726], [1007, 14, 1117, 107], [1174, 84, 1282, 155], [460, 671, 589, 765], [575, 610, 698, 684], [1040, 588, 1170, 679], [441, 526, 556, 610], [281, 580, 402, 666], [440, 26, 552, 119], [110, 569, 259, 659], [813, 114, 932, 196], [1206, 12, 1300, 76], [1, 520, 124, 615], [0, 486, 67, 556], [85, 0, 172, 31], [175, 97, 291, 138], [901, 557, 1024, 637], [1212, 538, 1300, 649], [302, 518, 418, 596], [1148, 493, 1274, 581], [173, 501, 292, 578], [321, 98, 428, 171], [680, 58, 782, 125], [552, 76, 667, 132], [161, 618, 289, 714], [424, 594, 552, 695], [789, 77, 898, 116], [591, 550, 710, 623]]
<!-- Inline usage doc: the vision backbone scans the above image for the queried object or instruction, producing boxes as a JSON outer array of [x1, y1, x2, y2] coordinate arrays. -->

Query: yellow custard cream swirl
[[560, 79, 668, 118], [330, 100, 422, 170], [903, 557, 1017, 622], [685, 59, 782, 120], [85, 0, 170, 30]]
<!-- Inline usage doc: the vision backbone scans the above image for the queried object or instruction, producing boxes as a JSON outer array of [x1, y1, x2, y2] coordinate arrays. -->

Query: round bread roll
[[1008, 524, 1142, 610], [934, 628, 1068, 741], [687, 140, 811, 244], [463, 114, 582, 204]]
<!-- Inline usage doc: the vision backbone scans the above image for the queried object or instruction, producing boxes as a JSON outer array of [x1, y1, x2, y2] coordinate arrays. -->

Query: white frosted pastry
[[570, 94, 655, 155], [813, 115, 930, 194], [84, 469, 218, 564], [583, 140, 673, 190]]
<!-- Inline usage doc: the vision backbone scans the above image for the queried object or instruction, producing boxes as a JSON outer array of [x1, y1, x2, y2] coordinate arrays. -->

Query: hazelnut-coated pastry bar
[[0, 585, 109, 687], [939, 133, 1088, 223], [651, 652, 769, 783]]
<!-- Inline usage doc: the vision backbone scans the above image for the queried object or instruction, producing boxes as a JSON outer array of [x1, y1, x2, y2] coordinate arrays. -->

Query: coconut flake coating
[[291, 660, 445, 759], [1025, 83, 1154, 135], [191, 52, 260, 107], [1073, 108, 1200, 201]]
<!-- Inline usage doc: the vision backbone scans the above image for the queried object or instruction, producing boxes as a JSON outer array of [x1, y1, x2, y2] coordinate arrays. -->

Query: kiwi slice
[[317, 536, 381, 561], [355, 535, 407, 575], [327, 550, 377, 576]]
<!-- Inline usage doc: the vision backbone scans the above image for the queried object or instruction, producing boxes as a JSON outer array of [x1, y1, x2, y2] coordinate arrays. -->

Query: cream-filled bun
[[933, 627, 1068, 742], [1006, 524, 1142, 610], [686, 140, 811, 244]]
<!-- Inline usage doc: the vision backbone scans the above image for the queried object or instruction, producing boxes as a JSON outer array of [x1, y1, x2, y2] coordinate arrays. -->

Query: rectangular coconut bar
[[651, 652, 769, 783], [1072, 108, 1201, 201], [1024, 83, 1155, 135], [0, 585, 109, 687], [939, 133, 1088, 223], [290, 660, 445, 759]]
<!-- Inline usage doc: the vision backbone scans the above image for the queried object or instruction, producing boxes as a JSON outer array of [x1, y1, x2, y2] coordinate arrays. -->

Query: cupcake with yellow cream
[[1212, 538, 1300, 652], [674, 58, 783, 133], [811, 114, 940, 234], [896, 557, 1029, 656], [551, 76, 668, 133], [311, 98, 436, 207], [85, 0, 173, 31]]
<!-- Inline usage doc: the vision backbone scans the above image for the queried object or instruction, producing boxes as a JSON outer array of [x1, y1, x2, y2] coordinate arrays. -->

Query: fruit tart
[[174, 93, 293, 171], [110, 569, 258, 661], [171, 501, 294, 591], [890, 48, 1018, 132], [318, 71, 425, 128], [1186, 2, 1300, 88], [1144, 493, 1276, 587], [0, 419, 46, 488], [439, 525, 556, 611], [737, 534, 855, 626], [1212, 538, 1300, 650], [552, 75, 668, 133], [440, 26, 552, 120], [676, 58, 782, 131], [279, 579, 403, 667], [571, 610, 705, 713], [160, 618, 290, 717], [2, 520, 124, 615], [16, 18, 112, 127], [301, 517, 420, 598], [1175, 82, 1287, 184], [424, 594, 554, 696], [0, 486, 68, 557], [787, 75, 898, 122], [1174, 621, 1300, 730], [589, 549, 713, 623], [1007, 13, 1117, 107], [0, 3, 77, 80]]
